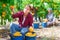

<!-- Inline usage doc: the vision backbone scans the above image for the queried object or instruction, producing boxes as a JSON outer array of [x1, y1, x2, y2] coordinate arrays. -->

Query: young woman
[[10, 5, 33, 35]]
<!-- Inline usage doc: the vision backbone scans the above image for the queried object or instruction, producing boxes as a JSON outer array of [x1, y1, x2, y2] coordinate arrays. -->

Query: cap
[[47, 8, 52, 10]]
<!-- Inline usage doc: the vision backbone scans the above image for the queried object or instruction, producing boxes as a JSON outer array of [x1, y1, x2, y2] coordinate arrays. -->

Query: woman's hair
[[26, 4, 31, 10]]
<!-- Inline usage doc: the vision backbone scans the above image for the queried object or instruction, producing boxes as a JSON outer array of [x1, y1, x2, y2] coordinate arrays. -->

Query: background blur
[[0, 0, 60, 25]]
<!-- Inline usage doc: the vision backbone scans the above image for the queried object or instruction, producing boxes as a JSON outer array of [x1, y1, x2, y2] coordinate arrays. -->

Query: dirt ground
[[35, 26, 60, 40], [0, 21, 60, 40], [0, 26, 60, 40]]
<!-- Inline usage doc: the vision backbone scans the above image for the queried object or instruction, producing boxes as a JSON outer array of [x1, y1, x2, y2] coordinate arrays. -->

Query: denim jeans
[[10, 23, 28, 35]]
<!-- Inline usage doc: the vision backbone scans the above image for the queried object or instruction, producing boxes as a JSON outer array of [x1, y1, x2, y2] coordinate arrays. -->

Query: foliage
[[0, 0, 60, 25]]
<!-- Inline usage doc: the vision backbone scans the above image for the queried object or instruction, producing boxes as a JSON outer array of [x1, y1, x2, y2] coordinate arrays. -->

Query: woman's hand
[[10, 6, 15, 15], [11, 9, 16, 15]]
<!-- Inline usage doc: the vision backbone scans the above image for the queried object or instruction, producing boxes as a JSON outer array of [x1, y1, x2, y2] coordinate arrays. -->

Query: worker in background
[[46, 8, 56, 26], [10, 5, 33, 35]]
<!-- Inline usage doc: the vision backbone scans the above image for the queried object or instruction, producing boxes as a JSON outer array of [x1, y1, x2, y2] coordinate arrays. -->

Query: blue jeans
[[10, 23, 28, 35]]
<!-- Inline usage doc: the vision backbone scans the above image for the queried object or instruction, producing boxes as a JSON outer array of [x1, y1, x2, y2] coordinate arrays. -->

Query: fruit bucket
[[25, 36, 36, 40], [42, 22, 47, 28], [25, 32, 36, 40], [33, 22, 39, 29], [11, 36, 24, 40]]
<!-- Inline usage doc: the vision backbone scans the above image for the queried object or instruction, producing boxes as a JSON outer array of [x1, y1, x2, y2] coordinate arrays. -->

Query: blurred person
[[10, 5, 33, 35], [46, 8, 56, 26]]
